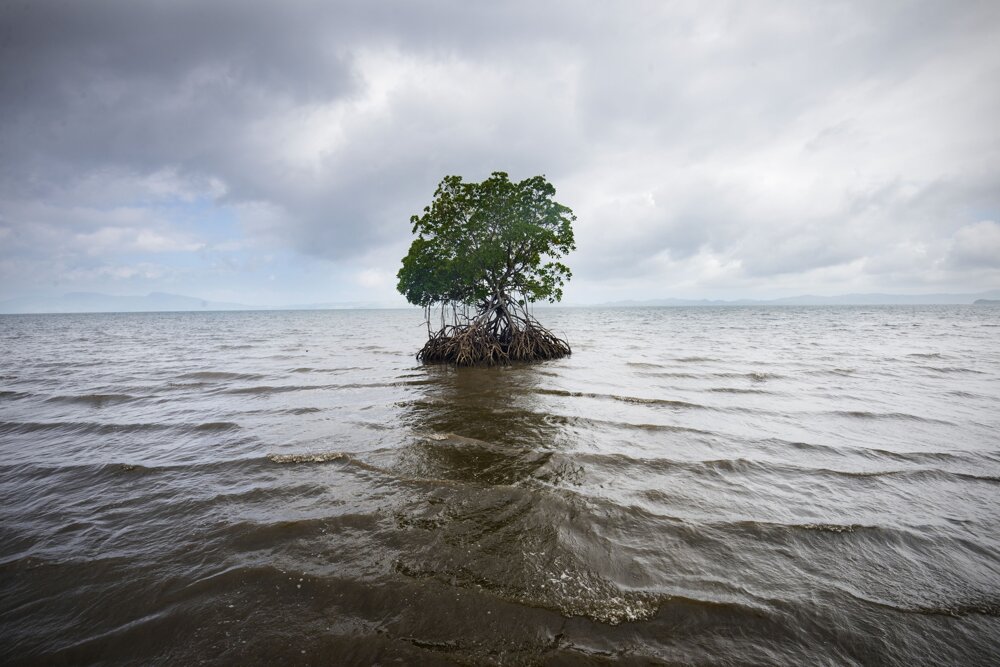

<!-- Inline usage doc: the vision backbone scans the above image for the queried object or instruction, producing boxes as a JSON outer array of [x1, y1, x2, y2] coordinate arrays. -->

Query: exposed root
[[417, 299, 570, 366]]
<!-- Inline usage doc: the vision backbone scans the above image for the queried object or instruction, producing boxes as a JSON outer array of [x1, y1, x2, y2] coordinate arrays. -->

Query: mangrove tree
[[397, 172, 575, 365]]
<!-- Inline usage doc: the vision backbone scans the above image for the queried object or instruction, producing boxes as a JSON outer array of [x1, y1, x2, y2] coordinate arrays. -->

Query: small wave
[[719, 518, 880, 535], [45, 393, 139, 406], [353, 420, 394, 431], [226, 381, 419, 396], [625, 361, 664, 369], [225, 514, 381, 552], [285, 407, 322, 415], [571, 450, 999, 486], [567, 451, 707, 475], [831, 410, 952, 425], [805, 368, 856, 377], [94, 455, 278, 477], [708, 387, 770, 394], [714, 371, 784, 382], [691, 458, 767, 475], [21, 450, 393, 478], [675, 356, 715, 362], [615, 395, 702, 408], [952, 471, 1000, 484], [912, 601, 1000, 618], [845, 589, 1000, 619], [632, 371, 700, 379], [116, 463, 149, 473], [924, 366, 985, 374], [0, 453, 285, 480], [268, 452, 347, 464], [697, 517, 883, 537], [193, 421, 240, 432], [907, 352, 945, 359], [0, 420, 172, 436], [557, 414, 714, 436], [535, 388, 704, 410], [947, 390, 983, 399], [0, 390, 31, 400], [801, 467, 1000, 485], [769, 437, 969, 465], [0, 419, 247, 437], [798, 522, 870, 533], [225, 384, 320, 395], [165, 381, 210, 389], [177, 371, 266, 381], [394, 559, 660, 626]]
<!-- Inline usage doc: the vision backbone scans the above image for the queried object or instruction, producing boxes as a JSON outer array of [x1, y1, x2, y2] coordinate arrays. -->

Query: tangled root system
[[417, 300, 570, 366]]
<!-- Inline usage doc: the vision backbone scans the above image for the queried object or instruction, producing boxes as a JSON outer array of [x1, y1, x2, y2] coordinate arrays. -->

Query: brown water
[[1, 306, 999, 665]]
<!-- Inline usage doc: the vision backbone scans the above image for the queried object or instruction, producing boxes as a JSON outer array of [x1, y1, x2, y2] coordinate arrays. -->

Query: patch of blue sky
[[148, 195, 243, 247]]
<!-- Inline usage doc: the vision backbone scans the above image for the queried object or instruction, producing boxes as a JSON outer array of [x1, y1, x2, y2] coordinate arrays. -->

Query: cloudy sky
[[1, 0, 998, 306]]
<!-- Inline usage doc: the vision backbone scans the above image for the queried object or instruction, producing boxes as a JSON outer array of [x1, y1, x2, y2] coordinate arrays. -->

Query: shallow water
[[1, 306, 999, 665]]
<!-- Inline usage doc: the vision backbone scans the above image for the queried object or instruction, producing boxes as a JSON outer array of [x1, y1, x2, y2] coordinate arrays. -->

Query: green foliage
[[397, 172, 576, 309]]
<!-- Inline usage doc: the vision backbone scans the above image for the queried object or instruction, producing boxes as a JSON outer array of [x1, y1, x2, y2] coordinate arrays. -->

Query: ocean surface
[[1, 306, 999, 665]]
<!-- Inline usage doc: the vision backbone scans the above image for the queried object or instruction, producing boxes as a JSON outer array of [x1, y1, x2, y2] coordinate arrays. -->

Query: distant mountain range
[[596, 290, 1000, 308], [0, 292, 399, 314], [1, 290, 999, 314], [0, 292, 245, 314]]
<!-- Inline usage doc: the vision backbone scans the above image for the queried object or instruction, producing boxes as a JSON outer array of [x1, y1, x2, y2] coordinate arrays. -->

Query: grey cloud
[[0, 2, 356, 181], [947, 221, 1000, 269], [0, 0, 593, 263], [1, 0, 998, 299]]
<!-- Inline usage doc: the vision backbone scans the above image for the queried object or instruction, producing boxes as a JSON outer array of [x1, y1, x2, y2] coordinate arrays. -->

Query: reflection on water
[[1, 307, 999, 664], [404, 363, 562, 446], [400, 364, 564, 487], [380, 366, 655, 626]]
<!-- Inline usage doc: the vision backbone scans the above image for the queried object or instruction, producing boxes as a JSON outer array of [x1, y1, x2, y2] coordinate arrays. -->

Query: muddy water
[[1, 306, 999, 664]]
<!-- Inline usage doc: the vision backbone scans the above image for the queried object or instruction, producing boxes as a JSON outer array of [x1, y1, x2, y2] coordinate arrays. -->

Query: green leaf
[[397, 172, 575, 308]]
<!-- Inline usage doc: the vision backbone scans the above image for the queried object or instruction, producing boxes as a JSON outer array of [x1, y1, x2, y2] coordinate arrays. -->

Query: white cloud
[[355, 267, 393, 289]]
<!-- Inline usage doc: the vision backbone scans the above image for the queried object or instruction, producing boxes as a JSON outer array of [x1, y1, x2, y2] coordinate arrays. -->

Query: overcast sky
[[1, 0, 998, 305]]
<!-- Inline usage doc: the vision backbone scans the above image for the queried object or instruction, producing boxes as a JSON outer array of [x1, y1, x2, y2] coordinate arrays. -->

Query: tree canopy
[[397, 172, 576, 310]]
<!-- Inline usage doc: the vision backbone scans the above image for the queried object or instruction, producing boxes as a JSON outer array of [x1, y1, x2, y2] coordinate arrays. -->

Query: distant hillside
[[0, 291, 407, 314], [278, 301, 406, 311], [599, 290, 1000, 307], [0, 292, 252, 314], [5, 289, 1000, 314]]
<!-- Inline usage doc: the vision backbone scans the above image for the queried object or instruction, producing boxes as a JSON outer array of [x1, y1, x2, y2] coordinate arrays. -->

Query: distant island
[[597, 290, 1000, 308], [0, 292, 397, 314], [2, 289, 1000, 314]]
